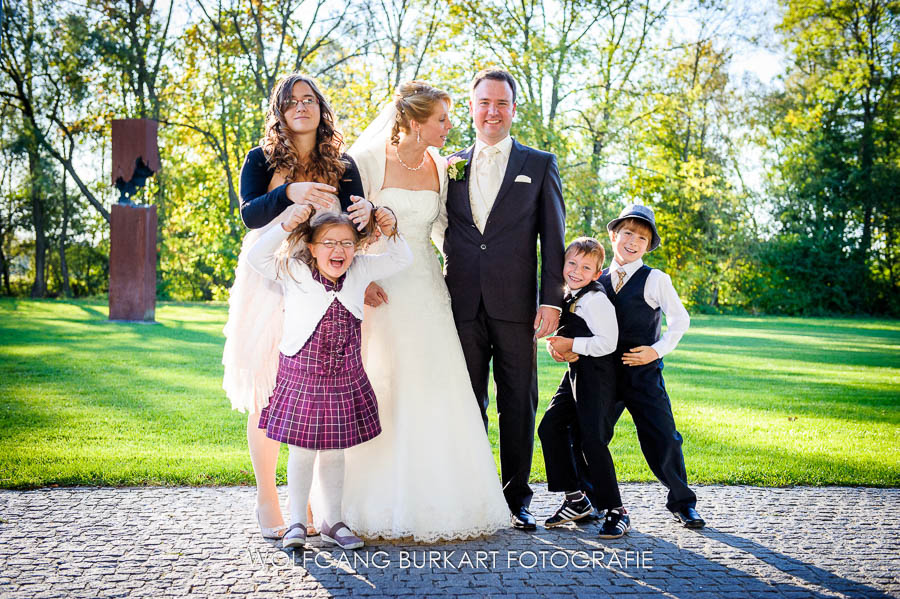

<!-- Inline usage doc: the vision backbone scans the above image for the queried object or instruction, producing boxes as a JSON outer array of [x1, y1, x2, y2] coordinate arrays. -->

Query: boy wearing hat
[[599, 204, 704, 532]]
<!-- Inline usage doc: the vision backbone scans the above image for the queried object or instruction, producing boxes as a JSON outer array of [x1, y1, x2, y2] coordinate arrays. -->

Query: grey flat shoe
[[282, 523, 307, 549], [320, 520, 364, 550], [255, 508, 286, 539]]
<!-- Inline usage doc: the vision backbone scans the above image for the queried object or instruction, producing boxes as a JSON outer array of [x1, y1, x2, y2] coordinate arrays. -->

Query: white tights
[[287, 446, 343, 529]]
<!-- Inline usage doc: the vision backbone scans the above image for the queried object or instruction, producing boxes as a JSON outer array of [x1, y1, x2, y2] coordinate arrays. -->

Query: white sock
[[315, 449, 345, 532], [287, 445, 316, 527]]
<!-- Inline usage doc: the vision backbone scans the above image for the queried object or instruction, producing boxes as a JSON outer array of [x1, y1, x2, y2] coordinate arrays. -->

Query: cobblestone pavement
[[1, 484, 898, 598]]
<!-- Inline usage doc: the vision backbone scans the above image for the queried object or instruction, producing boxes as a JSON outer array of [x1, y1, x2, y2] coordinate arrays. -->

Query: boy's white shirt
[[247, 225, 413, 356], [608, 258, 690, 358], [567, 286, 619, 358]]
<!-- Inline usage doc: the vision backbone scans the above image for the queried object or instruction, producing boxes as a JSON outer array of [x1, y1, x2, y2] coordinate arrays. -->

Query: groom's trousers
[[456, 300, 538, 512]]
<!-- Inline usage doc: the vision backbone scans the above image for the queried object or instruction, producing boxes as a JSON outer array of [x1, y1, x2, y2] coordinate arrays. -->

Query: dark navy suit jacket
[[441, 139, 566, 324]]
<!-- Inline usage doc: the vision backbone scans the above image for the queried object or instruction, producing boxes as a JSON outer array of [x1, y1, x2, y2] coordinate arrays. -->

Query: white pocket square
[[515, 175, 532, 184]]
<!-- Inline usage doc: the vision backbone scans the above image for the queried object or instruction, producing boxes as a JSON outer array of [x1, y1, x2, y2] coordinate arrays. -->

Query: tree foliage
[[0, 0, 896, 315], [760, 0, 899, 314]]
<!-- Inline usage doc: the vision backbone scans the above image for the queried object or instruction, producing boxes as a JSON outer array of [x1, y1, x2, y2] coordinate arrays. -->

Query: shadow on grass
[[0, 307, 236, 445], [691, 314, 900, 336], [682, 335, 899, 369], [664, 361, 899, 419], [2, 300, 898, 489]]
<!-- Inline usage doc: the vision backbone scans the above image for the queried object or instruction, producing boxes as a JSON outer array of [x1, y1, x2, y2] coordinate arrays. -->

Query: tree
[[2, 1, 117, 228], [623, 20, 755, 308], [0, 0, 53, 296], [95, 0, 175, 120], [567, 0, 670, 235], [764, 0, 900, 313]]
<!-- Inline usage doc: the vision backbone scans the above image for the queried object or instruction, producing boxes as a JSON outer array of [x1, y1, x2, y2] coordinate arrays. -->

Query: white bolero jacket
[[247, 220, 413, 356]]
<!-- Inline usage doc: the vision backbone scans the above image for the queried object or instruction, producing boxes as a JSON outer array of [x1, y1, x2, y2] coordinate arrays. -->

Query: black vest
[[560, 281, 604, 337], [600, 265, 661, 353], [560, 281, 616, 397]]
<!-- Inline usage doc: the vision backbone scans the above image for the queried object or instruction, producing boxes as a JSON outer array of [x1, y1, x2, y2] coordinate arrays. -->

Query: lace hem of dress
[[354, 523, 507, 544]]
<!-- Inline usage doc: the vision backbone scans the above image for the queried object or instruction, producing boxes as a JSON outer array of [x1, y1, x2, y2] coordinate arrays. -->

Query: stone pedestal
[[109, 204, 157, 322]]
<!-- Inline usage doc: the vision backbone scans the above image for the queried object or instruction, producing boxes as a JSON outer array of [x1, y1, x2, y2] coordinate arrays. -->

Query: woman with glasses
[[222, 73, 374, 540]]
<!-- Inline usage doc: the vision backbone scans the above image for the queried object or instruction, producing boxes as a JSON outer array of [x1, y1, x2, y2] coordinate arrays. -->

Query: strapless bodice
[[372, 188, 440, 251]]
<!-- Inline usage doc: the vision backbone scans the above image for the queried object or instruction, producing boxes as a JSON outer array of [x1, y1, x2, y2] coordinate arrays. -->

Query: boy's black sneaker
[[544, 495, 594, 528], [598, 508, 630, 539], [579, 508, 603, 523]]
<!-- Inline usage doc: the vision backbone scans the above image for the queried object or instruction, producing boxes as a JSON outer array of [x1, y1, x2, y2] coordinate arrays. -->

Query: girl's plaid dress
[[258, 270, 381, 449]]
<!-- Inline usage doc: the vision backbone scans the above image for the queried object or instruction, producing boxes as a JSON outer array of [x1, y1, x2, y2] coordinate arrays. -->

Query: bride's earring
[[416, 128, 421, 144]]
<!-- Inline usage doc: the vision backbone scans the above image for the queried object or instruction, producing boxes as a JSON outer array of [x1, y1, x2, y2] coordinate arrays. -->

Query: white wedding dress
[[340, 144, 509, 541]]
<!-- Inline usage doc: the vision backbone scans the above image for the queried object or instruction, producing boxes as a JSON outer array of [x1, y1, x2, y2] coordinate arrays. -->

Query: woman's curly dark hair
[[261, 73, 346, 187]]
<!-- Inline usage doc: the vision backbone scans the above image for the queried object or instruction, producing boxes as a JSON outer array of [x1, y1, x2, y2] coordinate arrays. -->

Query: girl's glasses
[[315, 240, 356, 249], [284, 98, 319, 110]]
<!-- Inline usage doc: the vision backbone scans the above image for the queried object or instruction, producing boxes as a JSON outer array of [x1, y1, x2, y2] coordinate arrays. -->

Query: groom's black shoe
[[511, 506, 537, 530], [671, 507, 705, 529]]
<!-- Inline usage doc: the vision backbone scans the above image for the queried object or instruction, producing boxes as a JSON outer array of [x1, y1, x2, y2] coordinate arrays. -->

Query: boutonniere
[[447, 156, 468, 181]]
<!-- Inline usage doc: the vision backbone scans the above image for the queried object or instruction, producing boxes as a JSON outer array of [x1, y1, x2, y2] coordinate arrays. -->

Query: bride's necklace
[[394, 144, 427, 171]]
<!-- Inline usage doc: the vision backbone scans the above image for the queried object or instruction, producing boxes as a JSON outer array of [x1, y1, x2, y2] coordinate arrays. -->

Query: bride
[[338, 81, 510, 541]]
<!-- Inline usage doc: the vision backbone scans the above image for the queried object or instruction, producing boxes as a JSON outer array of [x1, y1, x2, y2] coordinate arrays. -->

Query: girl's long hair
[[276, 211, 367, 282], [262, 74, 346, 187]]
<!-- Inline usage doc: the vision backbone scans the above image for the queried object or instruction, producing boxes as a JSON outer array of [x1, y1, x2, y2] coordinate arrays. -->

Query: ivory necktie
[[614, 268, 627, 293], [473, 145, 503, 232]]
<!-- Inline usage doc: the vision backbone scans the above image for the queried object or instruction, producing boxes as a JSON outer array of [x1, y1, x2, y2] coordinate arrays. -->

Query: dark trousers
[[456, 301, 538, 511], [603, 360, 696, 512], [538, 368, 623, 510]]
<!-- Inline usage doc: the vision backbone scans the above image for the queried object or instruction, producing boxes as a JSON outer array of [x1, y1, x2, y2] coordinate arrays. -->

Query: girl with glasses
[[246, 205, 409, 550]]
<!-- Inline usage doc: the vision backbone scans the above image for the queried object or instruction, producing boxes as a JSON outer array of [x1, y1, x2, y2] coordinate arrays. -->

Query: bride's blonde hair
[[390, 81, 451, 146]]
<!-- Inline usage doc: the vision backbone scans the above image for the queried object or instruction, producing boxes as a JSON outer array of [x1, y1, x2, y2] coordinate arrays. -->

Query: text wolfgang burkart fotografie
[[247, 548, 654, 571]]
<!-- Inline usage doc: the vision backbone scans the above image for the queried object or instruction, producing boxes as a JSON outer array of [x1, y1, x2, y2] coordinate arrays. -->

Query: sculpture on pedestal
[[108, 119, 160, 322]]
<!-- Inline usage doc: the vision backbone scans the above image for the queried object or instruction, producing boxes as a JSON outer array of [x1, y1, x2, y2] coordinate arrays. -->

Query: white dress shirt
[[247, 224, 413, 356], [469, 135, 513, 233], [568, 287, 619, 358], [609, 258, 690, 358]]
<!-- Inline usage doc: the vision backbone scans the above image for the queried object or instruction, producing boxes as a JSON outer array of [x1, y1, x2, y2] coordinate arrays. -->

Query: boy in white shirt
[[538, 238, 624, 535], [600, 204, 703, 533]]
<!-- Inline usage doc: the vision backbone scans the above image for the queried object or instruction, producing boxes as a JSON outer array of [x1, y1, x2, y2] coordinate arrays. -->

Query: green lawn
[[1, 298, 898, 488]]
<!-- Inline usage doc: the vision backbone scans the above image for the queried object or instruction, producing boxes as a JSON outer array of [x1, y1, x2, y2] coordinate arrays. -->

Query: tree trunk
[[59, 171, 72, 298], [0, 201, 9, 295], [0, 230, 9, 295], [858, 107, 874, 261], [28, 149, 47, 298]]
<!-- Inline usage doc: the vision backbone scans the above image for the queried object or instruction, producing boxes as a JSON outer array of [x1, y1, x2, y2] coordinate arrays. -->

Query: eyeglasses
[[314, 240, 356, 249], [284, 98, 319, 110]]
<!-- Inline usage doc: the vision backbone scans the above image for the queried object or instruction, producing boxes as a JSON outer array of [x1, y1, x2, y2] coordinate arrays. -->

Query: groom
[[437, 69, 566, 529]]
